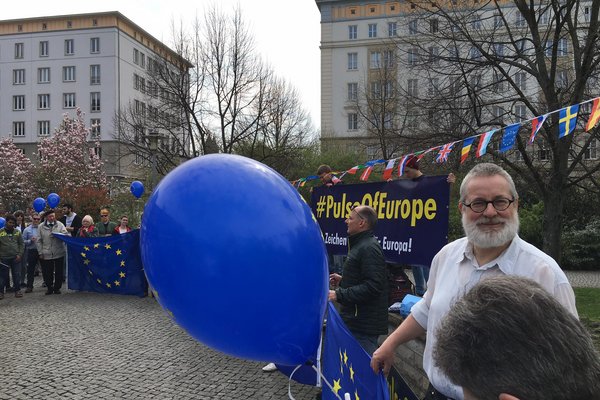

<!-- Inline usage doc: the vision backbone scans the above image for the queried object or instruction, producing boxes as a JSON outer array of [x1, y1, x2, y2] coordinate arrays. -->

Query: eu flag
[[322, 302, 390, 400], [56, 230, 146, 297]]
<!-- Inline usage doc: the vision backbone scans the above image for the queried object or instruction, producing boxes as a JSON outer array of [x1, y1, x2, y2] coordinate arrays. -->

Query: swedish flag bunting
[[558, 104, 579, 138]]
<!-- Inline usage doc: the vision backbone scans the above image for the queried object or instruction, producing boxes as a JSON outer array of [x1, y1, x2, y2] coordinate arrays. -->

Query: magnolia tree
[[36, 108, 109, 214], [0, 138, 35, 212]]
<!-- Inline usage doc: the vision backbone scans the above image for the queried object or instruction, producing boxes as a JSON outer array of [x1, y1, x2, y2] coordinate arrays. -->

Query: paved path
[[0, 277, 320, 400]]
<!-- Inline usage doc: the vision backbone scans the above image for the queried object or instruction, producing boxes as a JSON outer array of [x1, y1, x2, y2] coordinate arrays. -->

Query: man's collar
[[463, 236, 519, 272]]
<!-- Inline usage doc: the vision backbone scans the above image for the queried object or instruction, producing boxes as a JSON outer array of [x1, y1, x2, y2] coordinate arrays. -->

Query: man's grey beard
[[462, 213, 519, 249]]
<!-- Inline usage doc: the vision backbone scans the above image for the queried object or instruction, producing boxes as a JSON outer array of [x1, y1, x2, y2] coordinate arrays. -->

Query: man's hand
[[15, 255, 21, 262], [328, 290, 337, 302], [447, 172, 456, 184], [371, 343, 395, 376], [329, 273, 342, 287]]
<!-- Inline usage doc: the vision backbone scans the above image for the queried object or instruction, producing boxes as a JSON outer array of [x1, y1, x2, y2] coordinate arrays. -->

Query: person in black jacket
[[328, 205, 388, 355], [60, 203, 82, 237]]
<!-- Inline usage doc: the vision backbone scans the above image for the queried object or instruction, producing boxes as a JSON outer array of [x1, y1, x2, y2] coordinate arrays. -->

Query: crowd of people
[[0, 205, 133, 299]]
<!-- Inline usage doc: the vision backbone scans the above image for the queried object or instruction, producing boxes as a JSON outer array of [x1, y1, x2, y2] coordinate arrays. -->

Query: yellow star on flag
[[83, 259, 90, 265], [332, 379, 342, 395], [344, 350, 348, 366], [114, 280, 121, 286], [88, 270, 93, 275], [119, 272, 126, 278], [104, 244, 111, 249], [120, 261, 125, 267], [116, 249, 122, 255], [106, 282, 111, 288], [80, 252, 87, 258], [96, 278, 102, 284], [84, 246, 90, 251], [94, 243, 100, 248], [350, 364, 355, 382], [354, 390, 360, 400]]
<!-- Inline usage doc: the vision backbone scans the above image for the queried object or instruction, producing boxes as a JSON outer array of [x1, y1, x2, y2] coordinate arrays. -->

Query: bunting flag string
[[290, 97, 600, 186]]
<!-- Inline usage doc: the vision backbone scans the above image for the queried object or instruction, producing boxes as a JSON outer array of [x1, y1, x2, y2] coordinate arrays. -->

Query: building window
[[63, 66, 76, 82], [133, 48, 140, 64], [584, 6, 591, 22], [407, 79, 419, 97], [493, 13, 503, 28], [13, 122, 26, 137], [514, 104, 527, 121], [38, 121, 50, 136], [492, 106, 505, 124], [90, 119, 101, 138], [492, 72, 506, 92], [134, 74, 140, 90], [388, 22, 397, 37], [384, 81, 394, 98], [90, 92, 101, 112], [470, 74, 483, 91], [93, 19, 98, 27], [428, 78, 440, 96], [13, 69, 25, 85], [370, 51, 381, 69], [65, 39, 74, 55], [557, 70, 568, 88], [140, 53, 146, 68], [515, 12, 526, 28], [383, 50, 394, 67], [348, 25, 357, 39], [539, 144, 551, 161], [39, 41, 49, 57], [514, 72, 527, 90], [371, 81, 382, 98], [540, 9, 551, 25], [428, 46, 440, 65], [63, 93, 76, 108], [348, 113, 358, 130], [557, 38, 568, 56], [470, 46, 482, 60], [67, 20, 72, 28], [408, 48, 419, 66], [90, 65, 101, 85], [38, 94, 50, 109], [15, 43, 24, 59], [430, 18, 439, 33], [368, 23, 377, 38], [347, 53, 358, 70], [584, 139, 597, 160], [408, 19, 417, 35], [42, 23, 47, 30], [13, 95, 26, 111], [493, 43, 504, 57], [347, 82, 358, 101], [38, 67, 51, 83], [471, 15, 481, 30], [90, 37, 100, 53], [93, 147, 102, 159]]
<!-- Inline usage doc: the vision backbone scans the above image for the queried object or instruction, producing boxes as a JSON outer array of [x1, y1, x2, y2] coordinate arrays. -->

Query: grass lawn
[[575, 288, 600, 350]]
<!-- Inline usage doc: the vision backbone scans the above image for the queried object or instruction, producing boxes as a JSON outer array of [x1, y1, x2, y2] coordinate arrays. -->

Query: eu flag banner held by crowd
[[322, 302, 389, 400], [56, 230, 146, 297]]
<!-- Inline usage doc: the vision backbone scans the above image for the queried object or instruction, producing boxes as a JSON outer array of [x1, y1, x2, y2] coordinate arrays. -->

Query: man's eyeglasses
[[462, 198, 514, 213], [32, 218, 40, 221], [350, 205, 365, 220]]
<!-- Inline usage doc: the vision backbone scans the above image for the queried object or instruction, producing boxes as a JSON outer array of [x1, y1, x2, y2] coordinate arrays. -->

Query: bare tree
[[389, 0, 600, 262], [116, 4, 315, 177]]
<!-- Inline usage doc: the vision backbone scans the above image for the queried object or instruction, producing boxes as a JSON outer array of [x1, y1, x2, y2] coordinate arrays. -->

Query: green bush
[[518, 201, 544, 250], [562, 216, 600, 271]]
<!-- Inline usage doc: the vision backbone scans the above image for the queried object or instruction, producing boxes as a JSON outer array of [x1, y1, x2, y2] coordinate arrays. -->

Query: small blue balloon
[[130, 181, 145, 199], [141, 154, 328, 365], [0, 217, 5, 229], [33, 197, 46, 213], [47, 193, 60, 209]]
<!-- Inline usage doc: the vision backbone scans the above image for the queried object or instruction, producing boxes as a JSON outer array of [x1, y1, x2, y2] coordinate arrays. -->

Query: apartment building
[[0, 11, 191, 178], [315, 0, 598, 162]]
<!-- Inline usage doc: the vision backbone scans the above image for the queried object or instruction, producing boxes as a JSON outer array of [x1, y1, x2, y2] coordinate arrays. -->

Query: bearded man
[[370, 163, 577, 400]]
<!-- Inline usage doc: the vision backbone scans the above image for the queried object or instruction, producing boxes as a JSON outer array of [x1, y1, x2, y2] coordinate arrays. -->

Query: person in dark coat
[[328, 205, 388, 355]]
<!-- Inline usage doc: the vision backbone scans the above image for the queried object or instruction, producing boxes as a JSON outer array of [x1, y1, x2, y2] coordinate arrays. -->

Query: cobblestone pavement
[[0, 277, 320, 400]]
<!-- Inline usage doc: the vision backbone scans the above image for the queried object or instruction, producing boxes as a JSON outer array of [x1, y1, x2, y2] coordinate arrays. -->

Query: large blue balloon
[[0, 217, 5, 229], [141, 154, 328, 365], [33, 197, 46, 213], [130, 180, 145, 198], [47, 193, 60, 209]]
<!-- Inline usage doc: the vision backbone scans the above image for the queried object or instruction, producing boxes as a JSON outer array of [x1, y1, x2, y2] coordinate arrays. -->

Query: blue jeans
[[0, 257, 20, 293], [412, 265, 430, 296]]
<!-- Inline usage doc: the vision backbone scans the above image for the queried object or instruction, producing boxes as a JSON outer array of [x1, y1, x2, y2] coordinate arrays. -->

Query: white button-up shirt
[[410, 235, 577, 399]]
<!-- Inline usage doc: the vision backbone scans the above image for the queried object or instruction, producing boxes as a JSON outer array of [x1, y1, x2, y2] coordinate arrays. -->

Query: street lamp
[[145, 131, 160, 190]]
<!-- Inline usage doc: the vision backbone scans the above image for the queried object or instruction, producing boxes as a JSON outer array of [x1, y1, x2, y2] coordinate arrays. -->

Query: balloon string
[[286, 364, 342, 400]]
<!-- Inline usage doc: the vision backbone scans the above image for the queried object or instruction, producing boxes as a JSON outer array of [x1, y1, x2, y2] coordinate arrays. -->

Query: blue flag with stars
[[322, 302, 389, 400], [499, 123, 521, 153], [56, 230, 146, 297]]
